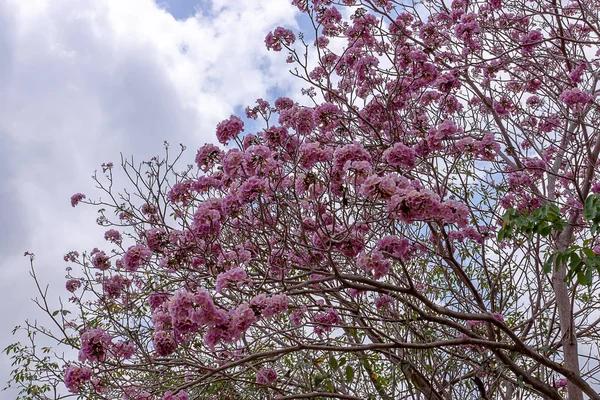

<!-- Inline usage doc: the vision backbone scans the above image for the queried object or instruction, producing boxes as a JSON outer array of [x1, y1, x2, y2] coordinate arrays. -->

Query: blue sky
[[0, 0, 304, 395], [159, 0, 203, 20]]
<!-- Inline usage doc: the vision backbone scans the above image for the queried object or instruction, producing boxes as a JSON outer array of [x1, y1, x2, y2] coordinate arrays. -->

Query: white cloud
[[0, 0, 301, 393]]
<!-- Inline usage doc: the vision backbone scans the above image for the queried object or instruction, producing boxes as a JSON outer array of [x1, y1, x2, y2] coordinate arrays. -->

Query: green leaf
[[313, 373, 326, 387], [577, 269, 589, 285], [345, 366, 354, 382], [582, 248, 596, 259], [586, 268, 593, 285], [544, 253, 557, 274], [584, 194, 600, 220], [328, 356, 338, 370]]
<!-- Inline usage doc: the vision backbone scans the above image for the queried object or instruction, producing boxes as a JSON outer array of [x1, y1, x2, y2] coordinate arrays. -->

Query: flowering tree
[[5, 0, 600, 399]]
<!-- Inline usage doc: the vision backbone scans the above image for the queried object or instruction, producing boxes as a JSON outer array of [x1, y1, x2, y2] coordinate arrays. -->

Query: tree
[[5, 0, 600, 399]]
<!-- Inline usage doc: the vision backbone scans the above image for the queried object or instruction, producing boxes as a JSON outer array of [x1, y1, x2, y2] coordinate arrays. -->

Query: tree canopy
[[5, 0, 600, 399]]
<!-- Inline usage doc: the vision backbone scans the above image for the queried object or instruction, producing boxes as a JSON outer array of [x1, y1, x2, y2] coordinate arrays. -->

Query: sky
[[0, 0, 305, 394]]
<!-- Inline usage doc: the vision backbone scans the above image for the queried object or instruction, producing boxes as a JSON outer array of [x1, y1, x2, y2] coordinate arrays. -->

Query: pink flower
[[467, 320, 485, 328], [79, 328, 112, 363], [280, 106, 316, 136], [123, 386, 155, 400], [357, 251, 391, 280], [167, 180, 194, 206], [102, 275, 129, 298], [388, 189, 442, 223], [375, 294, 393, 310], [376, 235, 411, 259], [101, 162, 113, 173], [215, 115, 244, 145], [274, 97, 294, 111], [238, 177, 267, 204], [104, 229, 122, 244], [256, 368, 278, 385], [250, 294, 288, 318], [554, 378, 567, 388], [191, 204, 221, 238], [265, 27, 296, 51], [384, 143, 416, 169], [440, 200, 469, 227], [64, 251, 79, 262], [148, 293, 170, 311], [228, 303, 257, 341], [215, 268, 251, 293], [70, 193, 86, 207], [560, 88, 594, 109], [152, 330, 177, 356], [314, 102, 343, 132], [312, 308, 340, 336], [123, 244, 152, 272], [520, 30, 543, 54], [169, 289, 200, 336], [454, 13, 480, 41], [222, 149, 249, 179], [113, 341, 135, 359], [64, 365, 93, 393], [299, 142, 333, 169], [195, 143, 223, 172], [333, 142, 372, 174], [143, 228, 168, 252], [66, 279, 81, 292], [92, 251, 111, 271]]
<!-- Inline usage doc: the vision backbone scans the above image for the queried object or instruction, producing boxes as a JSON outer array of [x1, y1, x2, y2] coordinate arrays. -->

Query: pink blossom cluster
[[376, 235, 412, 259], [195, 143, 223, 172], [151, 289, 288, 354], [91, 250, 111, 271], [79, 328, 112, 363], [64, 364, 93, 393], [250, 293, 288, 318], [191, 201, 222, 238], [215, 267, 251, 293], [313, 102, 343, 132], [256, 368, 278, 385], [520, 30, 543, 54], [245, 98, 271, 120], [123, 386, 154, 400], [447, 227, 484, 244], [215, 115, 244, 145], [312, 308, 340, 337], [70, 193, 86, 207], [167, 180, 194, 206], [317, 6, 342, 36], [102, 275, 129, 298], [113, 341, 135, 359], [375, 294, 394, 311], [265, 27, 296, 52], [559, 88, 594, 110], [143, 228, 168, 252], [384, 143, 417, 169], [123, 244, 152, 272], [64, 251, 80, 262], [357, 250, 391, 280], [554, 378, 567, 389], [359, 175, 397, 200], [66, 279, 82, 292], [279, 106, 316, 136]]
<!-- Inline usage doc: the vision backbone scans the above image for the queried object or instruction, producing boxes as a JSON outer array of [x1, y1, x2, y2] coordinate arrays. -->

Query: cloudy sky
[[0, 0, 305, 393]]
